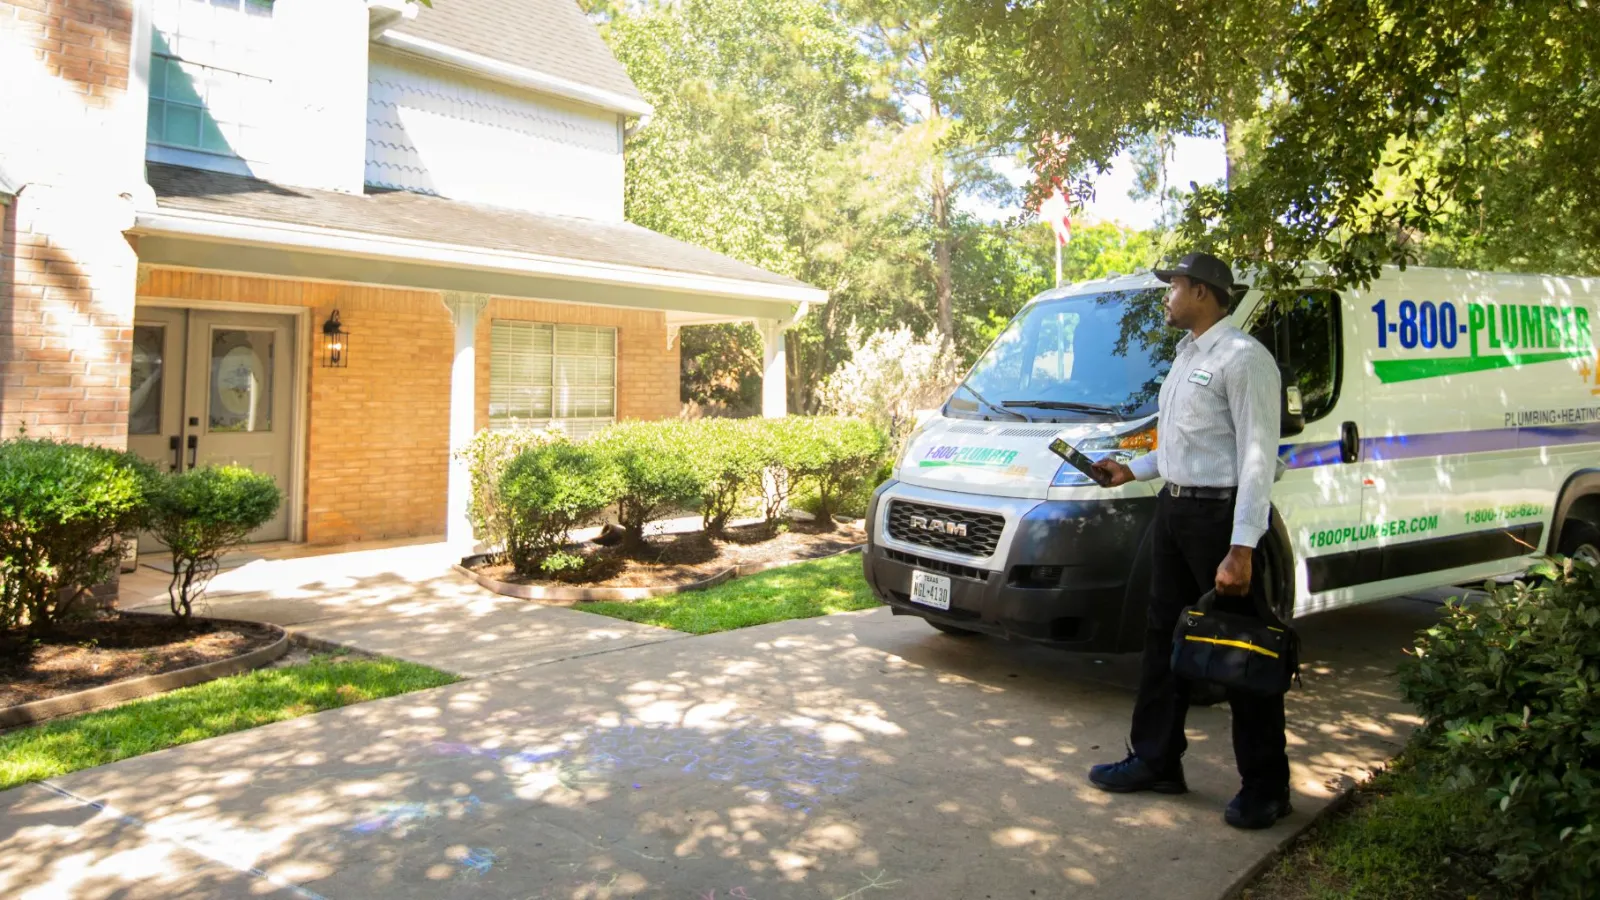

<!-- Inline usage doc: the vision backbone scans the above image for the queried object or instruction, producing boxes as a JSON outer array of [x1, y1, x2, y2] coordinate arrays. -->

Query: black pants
[[1129, 491, 1289, 791]]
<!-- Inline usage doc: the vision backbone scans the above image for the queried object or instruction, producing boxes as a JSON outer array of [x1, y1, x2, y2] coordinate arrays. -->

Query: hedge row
[[465, 417, 889, 578], [1398, 556, 1600, 897], [0, 438, 281, 630]]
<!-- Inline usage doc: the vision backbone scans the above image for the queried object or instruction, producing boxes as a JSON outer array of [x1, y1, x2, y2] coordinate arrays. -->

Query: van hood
[[895, 417, 1131, 500]]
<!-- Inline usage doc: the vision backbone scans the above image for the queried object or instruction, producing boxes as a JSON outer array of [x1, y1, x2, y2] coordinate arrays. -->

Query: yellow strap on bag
[[1182, 634, 1281, 659]]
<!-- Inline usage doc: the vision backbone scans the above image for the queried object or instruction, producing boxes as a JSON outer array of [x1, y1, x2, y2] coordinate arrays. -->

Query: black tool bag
[[1170, 589, 1300, 697]]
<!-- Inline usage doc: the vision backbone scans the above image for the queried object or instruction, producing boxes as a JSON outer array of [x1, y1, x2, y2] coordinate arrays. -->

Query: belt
[[1164, 483, 1237, 501]]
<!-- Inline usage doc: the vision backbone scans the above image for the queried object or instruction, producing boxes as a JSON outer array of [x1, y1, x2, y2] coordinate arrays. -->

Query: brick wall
[[0, 0, 140, 447], [141, 270, 684, 545], [140, 269, 450, 545], [0, 188, 139, 446]]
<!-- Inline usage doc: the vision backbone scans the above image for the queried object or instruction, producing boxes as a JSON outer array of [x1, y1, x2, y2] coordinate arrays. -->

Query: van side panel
[[1324, 270, 1600, 605]]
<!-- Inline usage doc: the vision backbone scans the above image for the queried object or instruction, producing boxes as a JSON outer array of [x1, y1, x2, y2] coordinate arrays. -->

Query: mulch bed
[[0, 615, 282, 708], [474, 518, 867, 589]]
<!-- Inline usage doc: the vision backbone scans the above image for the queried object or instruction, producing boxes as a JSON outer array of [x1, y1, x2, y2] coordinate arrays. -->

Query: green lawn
[[1243, 750, 1499, 900], [575, 551, 879, 633], [0, 654, 457, 791]]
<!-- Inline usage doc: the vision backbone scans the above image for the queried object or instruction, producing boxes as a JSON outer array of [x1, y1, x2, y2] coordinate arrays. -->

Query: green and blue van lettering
[[1369, 298, 1594, 383]]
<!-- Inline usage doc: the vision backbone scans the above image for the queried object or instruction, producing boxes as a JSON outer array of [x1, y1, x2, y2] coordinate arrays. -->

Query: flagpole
[[1054, 240, 1062, 288]]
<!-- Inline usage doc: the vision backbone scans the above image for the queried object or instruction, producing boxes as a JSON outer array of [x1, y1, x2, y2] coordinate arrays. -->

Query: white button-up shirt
[[1127, 322, 1281, 547]]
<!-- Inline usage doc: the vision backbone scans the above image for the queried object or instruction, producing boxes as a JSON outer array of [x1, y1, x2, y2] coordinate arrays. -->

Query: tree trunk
[[931, 162, 954, 342], [1222, 118, 1246, 189]]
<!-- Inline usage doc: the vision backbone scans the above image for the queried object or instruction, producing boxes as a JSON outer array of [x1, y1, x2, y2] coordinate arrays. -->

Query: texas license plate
[[910, 570, 951, 610]]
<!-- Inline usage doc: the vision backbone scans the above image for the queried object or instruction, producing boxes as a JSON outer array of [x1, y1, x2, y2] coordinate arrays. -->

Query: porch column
[[758, 318, 787, 418], [443, 292, 489, 549]]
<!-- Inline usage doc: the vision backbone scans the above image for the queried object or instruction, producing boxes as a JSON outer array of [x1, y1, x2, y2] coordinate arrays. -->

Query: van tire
[[928, 620, 982, 637], [1558, 520, 1600, 568]]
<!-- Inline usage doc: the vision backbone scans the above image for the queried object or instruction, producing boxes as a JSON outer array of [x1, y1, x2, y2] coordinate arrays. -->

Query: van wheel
[[928, 620, 981, 637], [1559, 521, 1600, 568]]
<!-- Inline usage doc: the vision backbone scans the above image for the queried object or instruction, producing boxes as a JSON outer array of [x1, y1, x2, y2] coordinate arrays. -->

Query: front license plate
[[910, 570, 951, 611]]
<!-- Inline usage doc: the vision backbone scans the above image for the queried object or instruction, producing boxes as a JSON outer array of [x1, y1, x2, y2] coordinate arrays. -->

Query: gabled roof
[[386, 0, 645, 109], [142, 164, 817, 299]]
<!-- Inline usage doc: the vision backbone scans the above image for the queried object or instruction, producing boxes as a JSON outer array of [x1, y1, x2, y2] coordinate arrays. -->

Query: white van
[[862, 266, 1600, 651]]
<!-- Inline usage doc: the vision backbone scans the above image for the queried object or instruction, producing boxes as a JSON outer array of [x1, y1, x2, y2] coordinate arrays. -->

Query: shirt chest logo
[[1187, 368, 1214, 386]]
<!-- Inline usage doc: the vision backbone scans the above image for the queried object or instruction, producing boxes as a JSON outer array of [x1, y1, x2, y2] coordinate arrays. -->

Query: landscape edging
[[455, 544, 865, 605], [0, 617, 290, 729], [1217, 776, 1368, 900]]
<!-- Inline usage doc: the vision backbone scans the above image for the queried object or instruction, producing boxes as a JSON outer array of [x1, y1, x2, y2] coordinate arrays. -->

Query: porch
[[125, 164, 825, 551]]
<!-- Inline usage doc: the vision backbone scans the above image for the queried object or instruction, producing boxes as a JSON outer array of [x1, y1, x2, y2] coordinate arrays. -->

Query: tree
[[967, 0, 1600, 298], [845, 0, 1021, 340], [953, 218, 1161, 357], [147, 466, 280, 620], [606, 0, 920, 412], [607, 0, 872, 279]]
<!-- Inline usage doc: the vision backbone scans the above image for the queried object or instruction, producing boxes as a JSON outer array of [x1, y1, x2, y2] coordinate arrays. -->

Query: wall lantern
[[320, 309, 349, 368]]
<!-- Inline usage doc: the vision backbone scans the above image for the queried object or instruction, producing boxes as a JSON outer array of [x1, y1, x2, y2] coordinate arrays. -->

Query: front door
[[128, 307, 297, 550]]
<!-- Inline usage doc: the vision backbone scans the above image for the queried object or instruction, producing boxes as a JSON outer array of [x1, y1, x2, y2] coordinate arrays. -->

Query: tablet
[[1048, 436, 1111, 486]]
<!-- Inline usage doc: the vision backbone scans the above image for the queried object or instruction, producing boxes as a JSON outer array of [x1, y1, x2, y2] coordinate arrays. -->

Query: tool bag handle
[[1194, 587, 1289, 630]]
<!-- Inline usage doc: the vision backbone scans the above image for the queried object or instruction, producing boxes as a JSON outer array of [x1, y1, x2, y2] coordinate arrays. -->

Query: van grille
[[886, 501, 1004, 558], [884, 548, 988, 581]]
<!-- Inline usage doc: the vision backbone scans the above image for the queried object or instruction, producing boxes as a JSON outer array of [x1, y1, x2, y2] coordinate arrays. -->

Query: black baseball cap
[[1154, 252, 1236, 299]]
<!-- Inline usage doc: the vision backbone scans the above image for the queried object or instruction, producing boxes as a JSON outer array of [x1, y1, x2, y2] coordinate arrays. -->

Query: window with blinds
[[489, 321, 617, 438]]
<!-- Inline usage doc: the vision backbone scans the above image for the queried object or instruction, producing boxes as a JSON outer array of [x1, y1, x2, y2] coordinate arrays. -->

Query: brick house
[[0, 0, 823, 551]]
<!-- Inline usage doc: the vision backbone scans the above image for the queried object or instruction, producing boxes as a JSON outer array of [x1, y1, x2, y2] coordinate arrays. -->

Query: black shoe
[[1224, 785, 1293, 829], [1088, 753, 1188, 794]]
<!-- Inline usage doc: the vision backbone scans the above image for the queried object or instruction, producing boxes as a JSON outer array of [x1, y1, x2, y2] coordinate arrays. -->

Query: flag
[[1038, 186, 1072, 246]]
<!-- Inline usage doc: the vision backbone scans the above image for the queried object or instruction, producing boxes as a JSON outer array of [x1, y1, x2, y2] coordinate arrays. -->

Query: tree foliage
[[969, 0, 1600, 296], [0, 439, 152, 633], [147, 466, 281, 620]]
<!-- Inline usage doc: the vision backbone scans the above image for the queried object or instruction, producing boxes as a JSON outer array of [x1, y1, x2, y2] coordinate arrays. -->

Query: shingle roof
[[388, 0, 644, 105], [145, 164, 812, 291]]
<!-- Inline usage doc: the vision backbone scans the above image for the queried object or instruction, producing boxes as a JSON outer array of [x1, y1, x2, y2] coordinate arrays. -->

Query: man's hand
[[1215, 546, 1253, 596], [1090, 459, 1135, 487]]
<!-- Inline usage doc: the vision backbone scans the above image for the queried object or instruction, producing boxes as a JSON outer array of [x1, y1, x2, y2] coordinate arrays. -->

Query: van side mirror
[[1281, 383, 1306, 438]]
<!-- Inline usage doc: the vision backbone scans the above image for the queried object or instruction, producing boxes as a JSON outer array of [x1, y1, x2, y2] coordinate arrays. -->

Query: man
[[1088, 251, 1291, 830]]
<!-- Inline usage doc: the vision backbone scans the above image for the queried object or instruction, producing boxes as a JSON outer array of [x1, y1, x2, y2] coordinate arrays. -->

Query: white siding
[[366, 49, 625, 221], [143, 0, 369, 194]]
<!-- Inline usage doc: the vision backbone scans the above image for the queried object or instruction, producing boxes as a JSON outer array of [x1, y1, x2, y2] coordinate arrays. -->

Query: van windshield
[[949, 289, 1176, 421]]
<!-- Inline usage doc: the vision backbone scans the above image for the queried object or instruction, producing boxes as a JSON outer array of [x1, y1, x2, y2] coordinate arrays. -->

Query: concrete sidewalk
[[119, 541, 685, 677], [0, 593, 1436, 900]]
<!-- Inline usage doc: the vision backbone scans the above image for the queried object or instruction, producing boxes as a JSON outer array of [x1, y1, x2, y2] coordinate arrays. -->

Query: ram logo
[[909, 515, 968, 537]]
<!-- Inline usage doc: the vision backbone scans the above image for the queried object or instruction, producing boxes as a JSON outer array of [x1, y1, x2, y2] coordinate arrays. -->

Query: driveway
[[118, 542, 686, 677], [0, 589, 1440, 900]]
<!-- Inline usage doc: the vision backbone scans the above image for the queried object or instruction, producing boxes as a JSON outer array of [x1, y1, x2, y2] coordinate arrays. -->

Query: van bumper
[[862, 480, 1157, 653]]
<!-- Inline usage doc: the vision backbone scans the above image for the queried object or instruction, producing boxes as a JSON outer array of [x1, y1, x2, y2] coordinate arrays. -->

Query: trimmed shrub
[[763, 416, 889, 527], [592, 420, 706, 548], [0, 438, 154, 632], [147, 466, 281, 620], [685, 418, 765, 536], [458, 425, 565, 553], [1398, 556, 1600, 896], [499, 442, 622, 577], [793, 457, 891, 521]]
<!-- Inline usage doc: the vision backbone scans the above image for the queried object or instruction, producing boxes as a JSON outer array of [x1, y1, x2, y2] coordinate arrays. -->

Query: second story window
[[147, 0, 274, 159]]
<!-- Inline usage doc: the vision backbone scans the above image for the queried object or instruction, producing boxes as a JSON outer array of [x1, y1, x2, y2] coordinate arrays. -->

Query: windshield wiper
[[1001, 399, 1126, 416], [954, 383, 1029, 421]]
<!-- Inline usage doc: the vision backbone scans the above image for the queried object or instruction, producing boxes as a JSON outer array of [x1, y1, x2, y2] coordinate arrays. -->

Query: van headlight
[[1050, 421, 1157, 487]]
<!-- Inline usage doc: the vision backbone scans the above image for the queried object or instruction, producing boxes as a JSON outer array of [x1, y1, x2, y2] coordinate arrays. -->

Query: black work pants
[[1129, 490, 1289, 791]]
